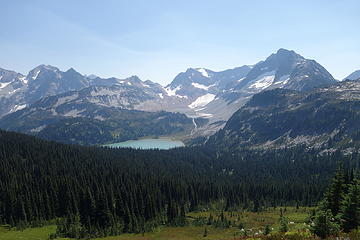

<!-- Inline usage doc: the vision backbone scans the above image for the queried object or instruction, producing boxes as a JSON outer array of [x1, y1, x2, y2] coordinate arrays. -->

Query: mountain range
[[0, 65, 164, 117], [0, 48, 359, 147]]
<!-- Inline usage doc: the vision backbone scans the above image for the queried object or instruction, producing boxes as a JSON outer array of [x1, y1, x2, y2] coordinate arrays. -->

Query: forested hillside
[[0, 105, 206, 145], [1, 130, 359, 238]]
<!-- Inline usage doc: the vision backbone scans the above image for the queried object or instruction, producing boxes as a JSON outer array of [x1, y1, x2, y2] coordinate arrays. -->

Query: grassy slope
[[0, 225, 61, 240], [0, 207, 311, 240]]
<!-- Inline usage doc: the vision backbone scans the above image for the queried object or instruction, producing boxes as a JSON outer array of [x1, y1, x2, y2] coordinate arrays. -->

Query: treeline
[[0, 130, 359, 238]]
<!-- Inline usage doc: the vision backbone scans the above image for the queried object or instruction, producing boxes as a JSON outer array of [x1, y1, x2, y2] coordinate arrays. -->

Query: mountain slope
[[186, 49, 337, 135], [344, 70, 360, 81], [0, 68, 27, 114], [0, 68, 26, 97], [208, 80, 360, 151]]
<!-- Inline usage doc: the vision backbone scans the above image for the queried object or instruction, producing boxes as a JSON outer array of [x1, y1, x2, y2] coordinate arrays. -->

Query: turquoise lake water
[[104, 138, 185, 150]]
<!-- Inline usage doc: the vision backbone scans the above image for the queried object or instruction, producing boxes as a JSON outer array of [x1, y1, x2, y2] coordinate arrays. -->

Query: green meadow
[[0, 207, 314, 240]]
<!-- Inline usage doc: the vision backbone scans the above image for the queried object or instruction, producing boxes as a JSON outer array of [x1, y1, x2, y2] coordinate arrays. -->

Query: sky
[[1, 0, 359, 85]]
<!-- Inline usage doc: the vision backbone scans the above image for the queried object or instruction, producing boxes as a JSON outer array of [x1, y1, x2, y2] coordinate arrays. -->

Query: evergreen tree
[[323, 168, 346, 216], [1, 130, 359, 238], [279, 216, 288, 233], [310, 209, 339, 239], [339, 179, 360, 232]]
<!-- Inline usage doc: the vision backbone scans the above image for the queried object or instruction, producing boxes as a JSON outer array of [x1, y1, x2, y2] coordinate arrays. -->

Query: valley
[[1, 49, 360, 240], [1, 129, 360, 239], [2, 1, 360, 239]]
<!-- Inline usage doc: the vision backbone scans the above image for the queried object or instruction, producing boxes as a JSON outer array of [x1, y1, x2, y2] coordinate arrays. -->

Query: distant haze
[[1, 0, 359, 85]]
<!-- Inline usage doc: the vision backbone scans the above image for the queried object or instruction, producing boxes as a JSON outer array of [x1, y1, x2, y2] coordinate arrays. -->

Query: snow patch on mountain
[[165, 86, 180, 96], [0, 82, 11, 89], [196, 68, 209, 77], [191, 82, 214, 90], [19, 76, 28, 84], [189, 93, 216, 109], [8, 89, 19, 94], [11, 104, 26, 112], [164, 86, 187, 98], [249, 71, 276, 89], [30, 125, 47, 133], [274, 75, 290, 85], [197, 113, 213, 118], [32, 70, 41, 80]]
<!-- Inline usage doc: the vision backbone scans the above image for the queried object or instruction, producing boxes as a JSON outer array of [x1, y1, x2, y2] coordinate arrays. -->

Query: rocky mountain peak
[[233, 49, 335, 92]]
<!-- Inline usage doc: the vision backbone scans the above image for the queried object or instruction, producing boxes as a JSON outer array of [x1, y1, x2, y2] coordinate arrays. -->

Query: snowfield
[[249, 71, 276, 89], [189, 93, 216, 109], [164, 86, 187, 98], [0, 82, 11, 89], [165, 86, 181, 96], [196, 68, 210, 77], [11, 104, 27, 112], [191, 82, 214, 90]]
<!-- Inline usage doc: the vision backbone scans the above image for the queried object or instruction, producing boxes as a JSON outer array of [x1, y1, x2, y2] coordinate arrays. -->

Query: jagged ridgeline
[[0, 49, 339, 145], [1, 130, 360, 237]]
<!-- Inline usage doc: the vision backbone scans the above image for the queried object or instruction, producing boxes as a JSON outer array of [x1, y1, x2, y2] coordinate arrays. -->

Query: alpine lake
[[103, 138, 185, 150]]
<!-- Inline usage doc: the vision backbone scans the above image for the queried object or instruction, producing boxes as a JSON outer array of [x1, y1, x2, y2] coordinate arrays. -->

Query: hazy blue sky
[[1, 0, 359, 85]]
